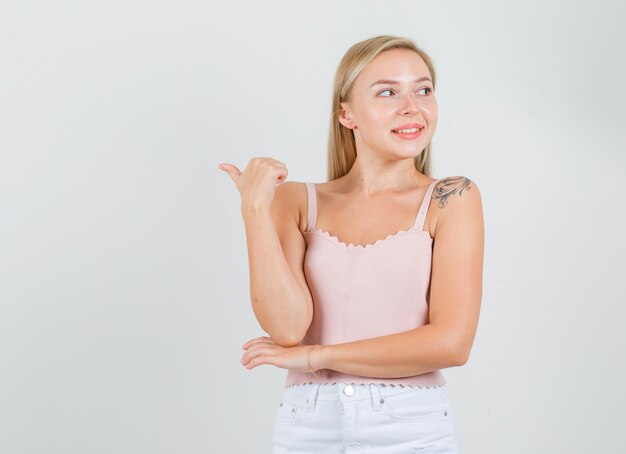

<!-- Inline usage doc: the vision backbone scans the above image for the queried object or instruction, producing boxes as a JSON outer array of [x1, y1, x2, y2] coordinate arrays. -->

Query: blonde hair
[[327, 35, 437, 181]]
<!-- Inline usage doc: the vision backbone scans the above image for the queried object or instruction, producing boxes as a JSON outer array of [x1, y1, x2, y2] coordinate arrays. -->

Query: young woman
[[219, 35, 484, 453]]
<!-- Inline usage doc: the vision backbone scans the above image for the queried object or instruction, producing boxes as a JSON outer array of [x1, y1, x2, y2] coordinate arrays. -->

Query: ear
[[338, 102, 357, 130]]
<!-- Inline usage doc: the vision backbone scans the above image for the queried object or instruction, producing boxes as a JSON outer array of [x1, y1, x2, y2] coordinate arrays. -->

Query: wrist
[[241, 201, 271, 217], [241, 204, 273, 229], [310, 344, 331, 372]]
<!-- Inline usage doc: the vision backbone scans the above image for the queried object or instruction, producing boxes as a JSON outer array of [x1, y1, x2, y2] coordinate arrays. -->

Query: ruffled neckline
[[305, 226, 432, 251]]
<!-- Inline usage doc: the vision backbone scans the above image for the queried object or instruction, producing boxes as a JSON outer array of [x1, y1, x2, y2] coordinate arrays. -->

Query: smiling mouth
[[391, 126, 424, 133]]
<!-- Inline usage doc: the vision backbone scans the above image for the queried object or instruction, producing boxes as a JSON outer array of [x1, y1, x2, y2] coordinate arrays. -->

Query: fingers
[[261, 159, 288, 184], [273, 160, 287, 169], [275, 163, 288, 184], [219, 157, 288, 207], [219, 159, 285, 174], [241, 344, 280, 369], [217, 163, 241, 180], [248, 157, 285, 167], [248, 157, 288, 182], [242, 335, 273, 350]]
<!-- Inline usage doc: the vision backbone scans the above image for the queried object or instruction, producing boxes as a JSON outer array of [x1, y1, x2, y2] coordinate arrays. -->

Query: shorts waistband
[[282, 383, 447, 412]]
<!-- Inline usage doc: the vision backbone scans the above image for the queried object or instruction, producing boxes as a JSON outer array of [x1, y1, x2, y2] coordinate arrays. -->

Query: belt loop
[[306, 383, 321, 411], [369, 383, 383, 411]]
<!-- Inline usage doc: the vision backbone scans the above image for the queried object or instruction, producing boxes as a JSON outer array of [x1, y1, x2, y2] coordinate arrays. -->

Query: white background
[[1, 1, 625, 452]]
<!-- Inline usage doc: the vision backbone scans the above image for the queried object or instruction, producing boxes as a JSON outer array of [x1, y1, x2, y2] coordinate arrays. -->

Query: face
[[339, 48, 437, 161]]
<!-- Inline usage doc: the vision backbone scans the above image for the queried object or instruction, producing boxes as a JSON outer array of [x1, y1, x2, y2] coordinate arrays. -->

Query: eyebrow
[[369, 77, 432, 88]]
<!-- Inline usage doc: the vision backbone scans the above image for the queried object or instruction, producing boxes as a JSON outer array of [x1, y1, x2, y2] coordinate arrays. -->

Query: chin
[[397, 145, 427, 157]]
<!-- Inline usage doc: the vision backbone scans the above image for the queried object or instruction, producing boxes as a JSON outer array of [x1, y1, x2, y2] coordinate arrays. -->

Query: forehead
[[357, 48, 430, 85]]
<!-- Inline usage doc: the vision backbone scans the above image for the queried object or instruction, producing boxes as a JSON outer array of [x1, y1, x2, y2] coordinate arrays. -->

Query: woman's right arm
[[241, 181, 313, 347], [219, 158, 313, 347]]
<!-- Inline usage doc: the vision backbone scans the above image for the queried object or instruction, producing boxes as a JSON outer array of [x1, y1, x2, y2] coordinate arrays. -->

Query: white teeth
[[394, 127, 421, 133]]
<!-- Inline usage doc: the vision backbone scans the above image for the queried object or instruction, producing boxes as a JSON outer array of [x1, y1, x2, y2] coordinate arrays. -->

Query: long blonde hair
[[327, 35, 437, 181]]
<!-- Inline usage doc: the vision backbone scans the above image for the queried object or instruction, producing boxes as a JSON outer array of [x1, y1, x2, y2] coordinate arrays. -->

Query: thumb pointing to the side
[[218, 163, 242, 181]]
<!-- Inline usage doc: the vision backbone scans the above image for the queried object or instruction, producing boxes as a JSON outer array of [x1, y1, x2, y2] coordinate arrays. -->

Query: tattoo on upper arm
[[433, 176, 472, 208]]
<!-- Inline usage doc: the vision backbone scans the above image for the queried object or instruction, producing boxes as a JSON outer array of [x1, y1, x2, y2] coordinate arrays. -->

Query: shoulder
[[432, 176, 483, 235], [274, 180, 308, 199], [272, 180, 310, 233], [432, 176, 479, 206]]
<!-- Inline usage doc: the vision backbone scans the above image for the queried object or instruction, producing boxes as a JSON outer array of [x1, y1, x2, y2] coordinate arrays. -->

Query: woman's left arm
[[313, 178, 484, 377]]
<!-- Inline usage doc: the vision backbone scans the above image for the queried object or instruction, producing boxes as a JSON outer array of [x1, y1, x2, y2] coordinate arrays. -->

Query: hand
[[240, 336, 321, 374], [218, 157, 288, 211]]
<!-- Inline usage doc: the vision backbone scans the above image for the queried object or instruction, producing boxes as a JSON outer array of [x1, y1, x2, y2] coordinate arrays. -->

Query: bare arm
[[310, 177, 484, 377], [242, 181, 313, 347]]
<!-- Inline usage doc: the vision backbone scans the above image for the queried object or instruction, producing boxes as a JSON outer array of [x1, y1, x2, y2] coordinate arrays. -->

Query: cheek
[[425, 100, 438, 117], [363, 105, 395, 125], [429, 109, 438, 126], [364, 113, 394, 136]]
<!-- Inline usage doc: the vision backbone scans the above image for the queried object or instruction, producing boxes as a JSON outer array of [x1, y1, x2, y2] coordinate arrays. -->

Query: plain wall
[[1, 0, 625, 452]]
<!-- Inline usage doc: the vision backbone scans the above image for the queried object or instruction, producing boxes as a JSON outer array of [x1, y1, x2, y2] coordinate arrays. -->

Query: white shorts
[[272, 382, 461, 453]]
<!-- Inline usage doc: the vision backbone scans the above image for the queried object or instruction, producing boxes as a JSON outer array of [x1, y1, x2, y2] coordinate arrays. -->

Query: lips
[[390, 123, 425, 140], [391, 123, 424, 133]]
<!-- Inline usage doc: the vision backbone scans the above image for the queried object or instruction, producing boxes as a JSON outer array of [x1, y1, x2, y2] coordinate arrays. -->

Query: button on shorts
[[272, 382, 461, 453]]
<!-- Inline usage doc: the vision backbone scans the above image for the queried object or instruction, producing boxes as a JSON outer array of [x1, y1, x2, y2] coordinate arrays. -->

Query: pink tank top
[[284, 179, 447, 388]]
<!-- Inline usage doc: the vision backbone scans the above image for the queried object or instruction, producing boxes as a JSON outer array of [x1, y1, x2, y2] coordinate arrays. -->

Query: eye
[[418, 87, 433, 95], [378, 89, 395, 97]]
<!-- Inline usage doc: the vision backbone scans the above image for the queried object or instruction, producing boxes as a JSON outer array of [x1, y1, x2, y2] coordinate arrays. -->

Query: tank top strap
[[303, 182, 317, 232], [413, 179, 441, 231]]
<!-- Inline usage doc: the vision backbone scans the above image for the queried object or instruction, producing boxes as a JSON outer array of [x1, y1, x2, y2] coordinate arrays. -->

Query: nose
[[400, 93, 419, 115]]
